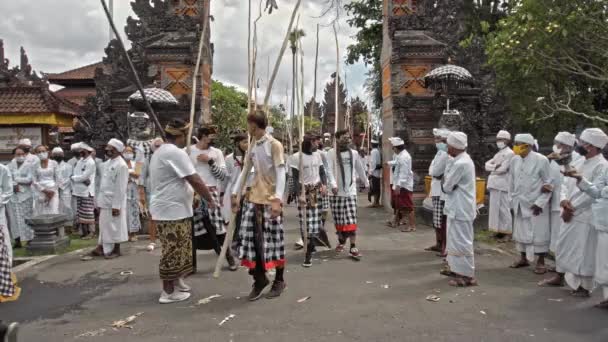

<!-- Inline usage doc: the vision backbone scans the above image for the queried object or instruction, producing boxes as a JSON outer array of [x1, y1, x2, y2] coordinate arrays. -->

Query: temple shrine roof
[[0, 86, 80, 126], [46, 61, 106, 86]]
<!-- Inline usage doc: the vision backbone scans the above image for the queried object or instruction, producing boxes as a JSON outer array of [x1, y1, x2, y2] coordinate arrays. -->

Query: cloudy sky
[[0, 0, 370, 110]]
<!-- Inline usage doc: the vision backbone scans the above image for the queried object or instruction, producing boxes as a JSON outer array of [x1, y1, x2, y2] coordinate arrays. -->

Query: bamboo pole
[[296, 26, 309, 258], [247, 0, 252, 115], [263, 0, 302, 110], [99, 0, 165, 141], [214, 0, 303, 278], [186, 3, 210, 154], [309, 23, 320, 121], [251, 0, 263, 111]]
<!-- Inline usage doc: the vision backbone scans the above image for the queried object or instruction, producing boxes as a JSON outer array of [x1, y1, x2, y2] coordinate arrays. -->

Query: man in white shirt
[[550, 128, 608, 297], [563, 133, 608, 307], [485, 130, 514, 241], [91, 139, 129, 259], [368, 139, 382, 208], [71, 143, 97, 240], [232, 111, 288, 301], [442, 132, 478, 287], [426, 128, 450, 254], [17, 138, 40, 169], [189, 126, 236, 270], [509, 133, 553, 274], [388, 137, 415, 232], [150, 119, 215, 304], [51, 147, 74, 229], [289, 134, 327, 267], [545, 132, 576, 273], [326, 130, 369, 260]]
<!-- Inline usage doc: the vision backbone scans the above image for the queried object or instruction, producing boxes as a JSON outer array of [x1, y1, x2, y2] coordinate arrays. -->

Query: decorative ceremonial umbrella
[[424, 64, 474, 112], [127, 88, 178, 107]]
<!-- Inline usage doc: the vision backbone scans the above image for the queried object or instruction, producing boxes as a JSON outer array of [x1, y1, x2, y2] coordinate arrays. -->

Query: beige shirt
[[245, 134, 285, 205]]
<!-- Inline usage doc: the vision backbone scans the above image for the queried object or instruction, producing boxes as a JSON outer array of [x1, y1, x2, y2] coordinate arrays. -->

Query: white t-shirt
[[149, 144, 196, 221], [188, 145, 225, 187], [289, 152, 322, 185]]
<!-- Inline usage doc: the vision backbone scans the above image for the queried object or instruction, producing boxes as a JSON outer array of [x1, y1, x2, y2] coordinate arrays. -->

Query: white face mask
[[496, 142, 506, 149], [16, 156, 25, 163], [38, 152, 48, 160], [123, 153, 134, 161]]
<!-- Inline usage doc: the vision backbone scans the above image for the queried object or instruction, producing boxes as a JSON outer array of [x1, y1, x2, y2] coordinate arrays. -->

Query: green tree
[[344, 0, 382, 108], [210, 80, 248, 150], [486, 0, 608, 137]]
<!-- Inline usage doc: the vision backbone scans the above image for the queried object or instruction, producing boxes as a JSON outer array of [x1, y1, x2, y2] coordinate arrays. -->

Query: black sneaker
[[302, 256, 312, 268], [265, 280, 286, 299], [248, 277, 270, 301]]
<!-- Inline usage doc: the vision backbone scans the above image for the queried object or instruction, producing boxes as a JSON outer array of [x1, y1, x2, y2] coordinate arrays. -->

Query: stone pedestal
[[26, 214, 70, 255]]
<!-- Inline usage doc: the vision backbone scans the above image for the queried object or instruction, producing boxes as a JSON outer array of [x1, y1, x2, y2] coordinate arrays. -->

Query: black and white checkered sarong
[[321, 193, 330, 212], [432, 196, 445, 229], [237, 201, 285, 270], [330, 195, 358, 232], [0, 228, 15, 297], [298, 185, 323, 237], [193, 188, 226, 236]]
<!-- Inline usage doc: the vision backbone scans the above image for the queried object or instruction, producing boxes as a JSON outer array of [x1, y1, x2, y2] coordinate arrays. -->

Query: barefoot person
[[442, 132, 478, 287], [485, 130, 514, 241], [388, 137, 415, 232], [509, 134, 553, 274], [326, 130, 369, 259], [553, 128, 608, 298], [149, 120, 215, 304], [426, 128, 450, 254], [231, 111, 288, 301]]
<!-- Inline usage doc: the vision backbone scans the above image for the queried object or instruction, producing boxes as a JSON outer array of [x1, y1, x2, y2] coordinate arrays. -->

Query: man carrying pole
[[232, 111, 287, 301]]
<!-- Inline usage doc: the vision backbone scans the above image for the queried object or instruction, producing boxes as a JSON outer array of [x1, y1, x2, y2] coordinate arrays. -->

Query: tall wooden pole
[[214, 0, 303, 278], [309, 23, 320, 121]]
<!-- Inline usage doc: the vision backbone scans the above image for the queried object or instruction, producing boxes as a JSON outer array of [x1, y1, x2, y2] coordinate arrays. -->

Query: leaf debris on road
[[219, 314, 236, 326], [112, 312, 143, 329], [197, 294, 222, 305]]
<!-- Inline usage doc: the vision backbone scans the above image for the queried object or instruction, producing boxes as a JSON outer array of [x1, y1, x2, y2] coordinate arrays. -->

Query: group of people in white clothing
[[481, 127, 608, 308]]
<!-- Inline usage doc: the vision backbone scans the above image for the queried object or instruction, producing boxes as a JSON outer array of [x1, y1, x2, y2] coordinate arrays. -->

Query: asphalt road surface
[[2, 200, 607, 341]]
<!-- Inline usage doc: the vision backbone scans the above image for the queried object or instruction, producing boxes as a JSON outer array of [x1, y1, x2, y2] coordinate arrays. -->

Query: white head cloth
[[389, 137, 405, 147], [433, 128, 450, 139], [18, 138, 32, 147], [51, 147, 63, 155], [580, 128, 608, 149], [447, 132, 467, 150], [107, 138, 125, 153], [554, 132, 576, 147], [496, 130, 511, 140], [514, 133, 535, 146], [79, 143, 94, 152]]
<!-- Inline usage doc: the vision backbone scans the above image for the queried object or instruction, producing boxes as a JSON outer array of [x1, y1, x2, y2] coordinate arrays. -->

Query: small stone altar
[[26, 214, 70, 255]]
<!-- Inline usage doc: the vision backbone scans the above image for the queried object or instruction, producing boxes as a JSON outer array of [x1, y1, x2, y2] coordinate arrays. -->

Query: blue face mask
[[436, 143, 448, 152]]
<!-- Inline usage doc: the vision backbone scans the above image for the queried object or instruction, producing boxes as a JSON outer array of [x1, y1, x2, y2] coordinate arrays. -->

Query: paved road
[[2, 200, 607, 341]]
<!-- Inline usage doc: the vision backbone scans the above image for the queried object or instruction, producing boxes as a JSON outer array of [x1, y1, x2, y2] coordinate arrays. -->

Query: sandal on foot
[[510, 260, 530, 269], [335, 244, 345, 253], [570, 289, 590, 298], [537, 278, 563, 287], [448, 278, 478, 287], [534, 265, 548, 275], [425, 245, 441, 252], [594, 300, 608, 309], [439, 266, 456, 277]]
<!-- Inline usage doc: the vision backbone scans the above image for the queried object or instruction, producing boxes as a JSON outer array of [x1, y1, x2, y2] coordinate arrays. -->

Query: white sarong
[[488, 189, 511, 234], [446, 218, 475, 278]]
